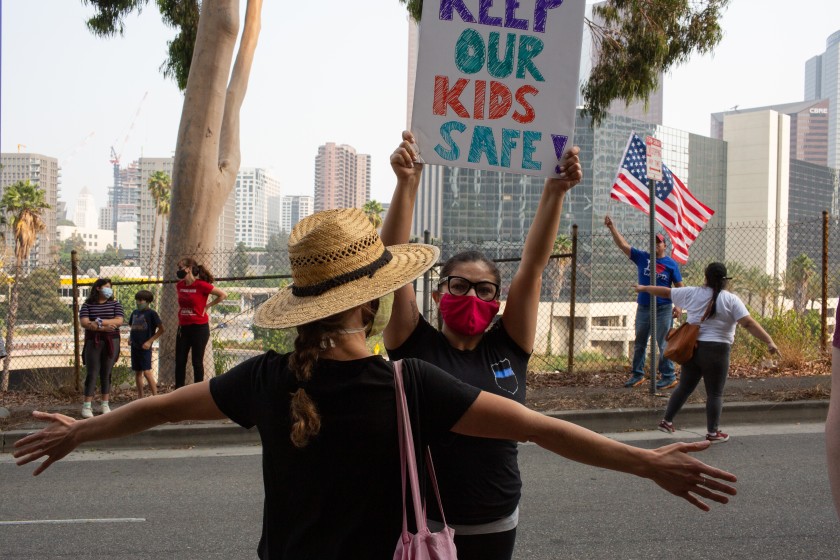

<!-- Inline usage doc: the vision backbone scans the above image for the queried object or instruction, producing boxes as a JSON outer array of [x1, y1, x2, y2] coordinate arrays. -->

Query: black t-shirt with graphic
[[128, 308, 162, 348], [209, 351, 480, 560], [386, 316, 532, 524]]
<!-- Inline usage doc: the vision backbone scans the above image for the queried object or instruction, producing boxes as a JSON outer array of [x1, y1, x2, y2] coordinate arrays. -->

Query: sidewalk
[[2, 395, 829, 454]]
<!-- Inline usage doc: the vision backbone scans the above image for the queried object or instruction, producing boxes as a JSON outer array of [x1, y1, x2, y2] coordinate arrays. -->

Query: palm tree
[[546, 235, 572, 355], [0, 180, 50, 391], [155, 184, 171, 291], [146, 171, 171, 280], [147, 171, 171, 302], [680, 260, 705, 287], [362, 200, 384, 230], [785, 253, 816, 314], [754, 272, 780, 318], [740, 267, 764, 309]]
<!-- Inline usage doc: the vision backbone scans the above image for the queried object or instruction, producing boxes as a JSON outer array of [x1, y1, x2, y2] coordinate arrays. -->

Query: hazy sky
[[2, 1, 838, 219]]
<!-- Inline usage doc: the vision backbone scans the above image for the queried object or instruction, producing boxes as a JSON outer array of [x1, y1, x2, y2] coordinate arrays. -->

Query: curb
[[2, 400, 828, 454], [545, 399, 829, 434]]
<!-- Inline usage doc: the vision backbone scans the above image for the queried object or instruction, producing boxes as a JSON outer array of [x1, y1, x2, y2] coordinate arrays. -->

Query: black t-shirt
[[386, 317, 532, 524], [209, 352, 480, 560], [128, 308, 162, 348]]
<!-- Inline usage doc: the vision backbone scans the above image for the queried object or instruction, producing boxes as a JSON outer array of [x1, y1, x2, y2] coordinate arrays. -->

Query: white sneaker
[[100, 403, 111, 414], [81, 405, 94, 419]]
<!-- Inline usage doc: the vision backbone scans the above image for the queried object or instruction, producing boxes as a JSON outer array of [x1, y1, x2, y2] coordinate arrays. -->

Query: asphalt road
[[1, 423, 837, 559]]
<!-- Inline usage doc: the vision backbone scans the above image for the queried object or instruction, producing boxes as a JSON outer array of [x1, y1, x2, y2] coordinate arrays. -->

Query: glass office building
[[424, 110, 729, 303]]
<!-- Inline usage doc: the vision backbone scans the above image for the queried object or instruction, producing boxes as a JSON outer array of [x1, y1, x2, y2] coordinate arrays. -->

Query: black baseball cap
[[705, 262, 732, 280]]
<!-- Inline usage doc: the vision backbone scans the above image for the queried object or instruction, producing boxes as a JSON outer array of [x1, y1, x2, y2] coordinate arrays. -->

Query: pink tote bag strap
[[424, 447, 449, 525], [393, 360, 428, 532]]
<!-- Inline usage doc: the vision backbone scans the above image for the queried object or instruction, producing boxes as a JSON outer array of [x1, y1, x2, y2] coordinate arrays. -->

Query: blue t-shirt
[[128, 308, 162, 348], [630, 247, 682, 306]]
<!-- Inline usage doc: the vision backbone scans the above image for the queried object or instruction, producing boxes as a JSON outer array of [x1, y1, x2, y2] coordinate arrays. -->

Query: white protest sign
[[645, 136, 663, 181], [411, 0, 586, 178]]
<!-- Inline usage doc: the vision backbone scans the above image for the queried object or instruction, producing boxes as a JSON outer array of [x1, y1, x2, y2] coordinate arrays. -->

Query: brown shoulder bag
[[663, 297, 714, 365]]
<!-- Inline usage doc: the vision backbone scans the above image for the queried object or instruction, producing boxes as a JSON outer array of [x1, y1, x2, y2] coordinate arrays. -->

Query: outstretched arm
[[381, 131, 424, 350], [604, 215, 632, 257], [14, 383, 226, 476], [503, 147, 582, 352], [736, 315, 778, 354], [452, 391, 738, 511], [636, 285, 672, 299]]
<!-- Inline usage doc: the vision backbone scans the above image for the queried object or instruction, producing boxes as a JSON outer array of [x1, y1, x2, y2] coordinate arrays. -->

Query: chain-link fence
[[1, 214, 836, 393]]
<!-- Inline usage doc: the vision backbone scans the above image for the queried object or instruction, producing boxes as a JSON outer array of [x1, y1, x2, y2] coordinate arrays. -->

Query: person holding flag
[[605, 215, 683, 389], [609, 133, 714, 266]]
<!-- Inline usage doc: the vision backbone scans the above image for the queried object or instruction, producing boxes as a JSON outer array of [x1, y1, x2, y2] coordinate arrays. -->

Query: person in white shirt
[[636, 262, 778, 444]]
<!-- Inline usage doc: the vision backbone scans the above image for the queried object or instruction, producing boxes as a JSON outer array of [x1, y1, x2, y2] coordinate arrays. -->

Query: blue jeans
[[631, 303, 675, 378]]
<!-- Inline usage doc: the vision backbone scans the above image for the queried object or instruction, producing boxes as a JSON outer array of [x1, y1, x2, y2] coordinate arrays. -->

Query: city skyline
[[2, 1, 838, 218]]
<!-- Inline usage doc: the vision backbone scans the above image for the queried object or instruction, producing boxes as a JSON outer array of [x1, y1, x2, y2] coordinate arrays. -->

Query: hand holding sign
[[411, 0, 586, 178], [390, 130, 424, 182], [546, 145, 582, 194]]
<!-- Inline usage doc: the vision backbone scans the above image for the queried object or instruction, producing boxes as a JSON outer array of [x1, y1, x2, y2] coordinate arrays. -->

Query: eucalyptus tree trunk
[[158, 0, 263, 385]]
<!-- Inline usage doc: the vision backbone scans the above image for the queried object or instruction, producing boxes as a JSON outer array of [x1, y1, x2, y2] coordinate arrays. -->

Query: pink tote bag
[[392, 360, 458, 560]]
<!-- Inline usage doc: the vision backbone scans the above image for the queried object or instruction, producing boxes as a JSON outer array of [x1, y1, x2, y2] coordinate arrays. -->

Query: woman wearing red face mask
[[382, 131, 582, 560]]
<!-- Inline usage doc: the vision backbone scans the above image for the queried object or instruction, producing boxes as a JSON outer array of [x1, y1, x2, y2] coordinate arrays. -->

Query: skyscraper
[[235, 167, 281, 248], [73, 186, 99, 230], [281, 195, 314, 233], [313, 143, 370, 212], [711, 99, 830, 166], [805, 29, 840, 169], [0, 152, 60, 269], [137, 157, 174, 268]]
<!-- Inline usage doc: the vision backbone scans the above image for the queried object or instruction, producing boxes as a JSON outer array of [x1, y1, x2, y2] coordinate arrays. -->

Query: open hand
[[13, 411, 80, 476], [646, 441, 738, 511]]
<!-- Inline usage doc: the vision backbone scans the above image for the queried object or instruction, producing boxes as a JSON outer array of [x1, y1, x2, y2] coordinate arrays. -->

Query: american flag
[[610, 133, 714, 264]]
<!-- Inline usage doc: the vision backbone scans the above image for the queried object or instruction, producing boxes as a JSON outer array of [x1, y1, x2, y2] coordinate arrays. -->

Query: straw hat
[[254, 208, 439, 329]]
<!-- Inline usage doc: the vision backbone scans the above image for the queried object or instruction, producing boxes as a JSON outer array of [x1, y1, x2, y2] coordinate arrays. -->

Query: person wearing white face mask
[[79, 278, 124, 417]]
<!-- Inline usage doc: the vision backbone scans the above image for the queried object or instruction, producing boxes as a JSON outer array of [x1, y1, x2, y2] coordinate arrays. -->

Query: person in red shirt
[[175, 258, 227, 388]]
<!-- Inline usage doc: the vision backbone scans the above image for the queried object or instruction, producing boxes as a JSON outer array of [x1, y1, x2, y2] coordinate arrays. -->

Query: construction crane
[[109, 92, 149, 232], [61, 132, 95, 165]]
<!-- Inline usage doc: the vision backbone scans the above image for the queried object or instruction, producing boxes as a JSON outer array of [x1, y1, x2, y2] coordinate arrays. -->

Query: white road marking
[[0, 518, 145, 526]]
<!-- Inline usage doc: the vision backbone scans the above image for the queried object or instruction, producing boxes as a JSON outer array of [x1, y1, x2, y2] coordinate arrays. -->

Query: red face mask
[[438, 293, 500, 336]]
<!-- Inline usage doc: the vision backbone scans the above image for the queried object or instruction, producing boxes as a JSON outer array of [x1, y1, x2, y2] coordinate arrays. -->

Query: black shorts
[[131, 347, 153, 372]]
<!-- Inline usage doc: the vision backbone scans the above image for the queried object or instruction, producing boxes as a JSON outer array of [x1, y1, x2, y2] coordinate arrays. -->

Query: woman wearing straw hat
[[16, 209, 738, 559], [382, 131, 589, 558]]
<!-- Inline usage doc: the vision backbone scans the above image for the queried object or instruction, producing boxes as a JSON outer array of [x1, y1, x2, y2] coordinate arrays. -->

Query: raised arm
[[503, 147, 582, 352], [381, 131, 424, 350], [452, 391, 738, 511], [604, 215, 632, 257], [14, 382, 226, 476]]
